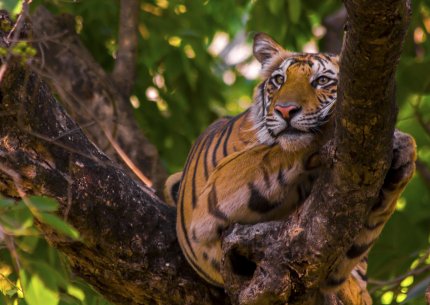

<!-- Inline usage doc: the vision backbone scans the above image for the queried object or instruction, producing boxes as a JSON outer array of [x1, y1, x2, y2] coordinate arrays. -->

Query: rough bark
[[0, 1, 412, 305], [30, 7, 167, 196]]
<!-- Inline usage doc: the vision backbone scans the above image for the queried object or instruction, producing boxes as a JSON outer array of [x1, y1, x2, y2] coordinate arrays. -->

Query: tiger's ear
[[253, 33, 285, 68]]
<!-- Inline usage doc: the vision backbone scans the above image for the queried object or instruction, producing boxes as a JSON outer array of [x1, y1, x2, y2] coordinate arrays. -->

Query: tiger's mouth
[[268, 124, 309, 138]]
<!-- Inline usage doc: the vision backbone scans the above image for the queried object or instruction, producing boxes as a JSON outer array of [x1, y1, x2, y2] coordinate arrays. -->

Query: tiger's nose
[[274, 103, 302, 120]]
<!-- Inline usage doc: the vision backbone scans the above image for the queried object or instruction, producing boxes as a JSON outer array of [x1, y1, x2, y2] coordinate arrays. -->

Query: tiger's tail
[[163, 171, 182, 207]]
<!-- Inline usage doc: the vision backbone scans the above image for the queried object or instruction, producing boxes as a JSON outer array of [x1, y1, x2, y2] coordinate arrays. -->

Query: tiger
[[164, 33, 416, 302]]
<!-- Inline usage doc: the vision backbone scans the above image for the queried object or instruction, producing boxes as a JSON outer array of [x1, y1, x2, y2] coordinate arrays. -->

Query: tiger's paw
[[367, 131, 416, 225], [383, 130, 416, 192]]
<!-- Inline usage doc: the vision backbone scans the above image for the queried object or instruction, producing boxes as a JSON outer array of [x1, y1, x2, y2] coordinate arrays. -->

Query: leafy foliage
[[0, 196, 110, 305], [1, 0, 429, 304]]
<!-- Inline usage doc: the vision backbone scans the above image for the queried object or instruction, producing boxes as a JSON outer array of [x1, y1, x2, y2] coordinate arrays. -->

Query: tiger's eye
[[316, 76, 329, 86], [274, 74, 284, 85]]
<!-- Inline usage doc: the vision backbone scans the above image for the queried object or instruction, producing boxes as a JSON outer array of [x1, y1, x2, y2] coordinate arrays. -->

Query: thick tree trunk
[[0, 0, 412, 304]]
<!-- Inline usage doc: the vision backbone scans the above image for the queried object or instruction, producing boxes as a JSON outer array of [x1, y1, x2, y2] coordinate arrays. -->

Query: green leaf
[[28, 196, 59, 212], [288, 0, 301, 24], [402, 275, 430, 303], [20, 270, 59, 305], [67, 285, 85, 301], [267, 1, 283, 15], [16, 236, 40, 253], [0, 0, 21, 14], [36, 213, 79, 240], [0, 198, 16, 209], [5, 287, 18, 296], [25, 260, 69, 290], [0, 203, 35, 236]]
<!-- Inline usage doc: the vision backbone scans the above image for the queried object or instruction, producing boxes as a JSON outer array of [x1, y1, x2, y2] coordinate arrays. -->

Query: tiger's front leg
[[188, 145, 316, 285], [324, 130, 416, 292]]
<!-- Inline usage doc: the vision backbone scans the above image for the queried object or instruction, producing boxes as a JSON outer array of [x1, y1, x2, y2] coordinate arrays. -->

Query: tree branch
[[322, 5, 347, 54], [111, 0, 139, 97], [220, 0, 412, 304], [0, 60, 228, 305], [30, 7, 167, 195]]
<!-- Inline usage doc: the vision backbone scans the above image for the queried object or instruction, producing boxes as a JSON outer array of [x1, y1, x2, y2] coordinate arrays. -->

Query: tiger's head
[[251, 33, 339, 152]]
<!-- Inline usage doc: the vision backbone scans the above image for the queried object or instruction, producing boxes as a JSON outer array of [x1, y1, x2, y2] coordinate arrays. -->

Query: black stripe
[[179, 199, 197, 259], [364, 220, 384, 230], [292, 59, 313, 67], [321, 53, 332, 62], [346, 240, 375, 259], [208, 185, 228, 221], [277, 169, 287, 186], [170, 180, 181, 204], [212, 121, 230, 168], [191, 135, 211, 209], [211, 113, 244, 167], [247, 183, 280, 213], [222, 116, 239, 157], [237, 109, 252, 145], [314, 56, 325, 66], [177, 138, 209, 260], [259, 81, 266, 116], [356, 268, 368, 281], [177, 137, 202, 205], [297, 185, 308, 203], [203, 129, 218, 180], [211, 259, 221, 272], [325, 276, 346, 288], [191, 228, 198, 242], [184, 247, 220, 286]]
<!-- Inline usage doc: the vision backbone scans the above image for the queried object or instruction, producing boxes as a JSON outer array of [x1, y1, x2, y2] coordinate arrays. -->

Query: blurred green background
[[0, 0, 429, 304]]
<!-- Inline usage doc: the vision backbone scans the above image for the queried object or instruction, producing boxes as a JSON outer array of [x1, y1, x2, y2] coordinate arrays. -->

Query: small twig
[[369, 265, 430, 290], [369, 248, 430, 293], [6, 0, 30, 43], [0, 165, 25, 275], [28, 64, 155, 189], [111, 0, 139, 97], [101, 126, 154, 189], [0, 268, 24, 293], [0, 0, 31, 83]]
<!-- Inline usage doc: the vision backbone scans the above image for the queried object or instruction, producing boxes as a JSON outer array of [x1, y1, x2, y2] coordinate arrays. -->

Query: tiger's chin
[[276, 133, 315, 152]]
